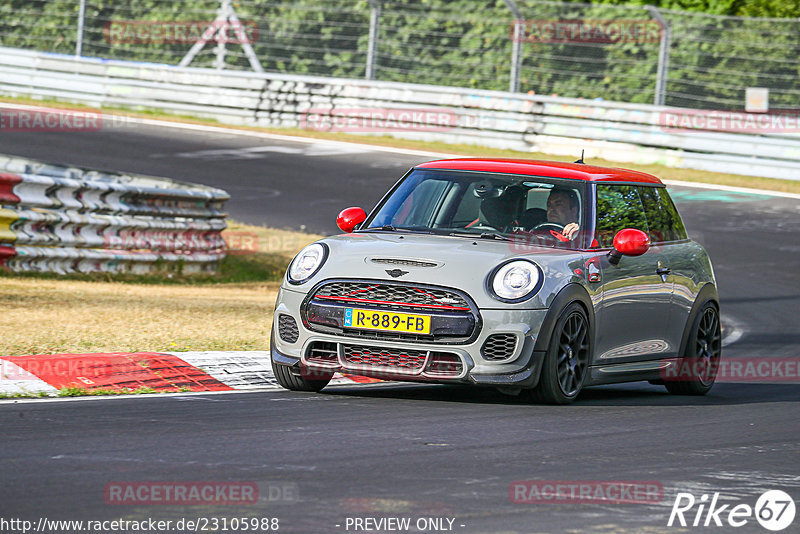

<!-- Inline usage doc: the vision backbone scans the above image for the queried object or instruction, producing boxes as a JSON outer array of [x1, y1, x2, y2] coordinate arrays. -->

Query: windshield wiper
[[359, 225, 434, 234], [480, 232, 508, 240], [358, 224, 398, 232], [447, 231, 511, 241]]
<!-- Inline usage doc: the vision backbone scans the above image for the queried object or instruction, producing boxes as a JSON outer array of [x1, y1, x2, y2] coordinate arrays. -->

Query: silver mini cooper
[[270, 159, 721, 403]]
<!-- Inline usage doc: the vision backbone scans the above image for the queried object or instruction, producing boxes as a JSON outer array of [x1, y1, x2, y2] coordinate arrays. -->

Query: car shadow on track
[[321, 381, 800, 407]]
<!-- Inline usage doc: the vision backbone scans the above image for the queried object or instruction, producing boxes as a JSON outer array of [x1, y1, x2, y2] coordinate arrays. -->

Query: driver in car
[[545, 187, 580, 239]]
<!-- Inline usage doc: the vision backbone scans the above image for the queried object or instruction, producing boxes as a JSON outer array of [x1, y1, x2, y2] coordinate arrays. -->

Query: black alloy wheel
[[665, 302, 721, 395], [528, 302, 590, 404]]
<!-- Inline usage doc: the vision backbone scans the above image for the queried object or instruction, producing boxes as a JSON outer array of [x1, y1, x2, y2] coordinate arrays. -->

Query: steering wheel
[[532, 222, 571, 242], [532, 222, 565, 232]]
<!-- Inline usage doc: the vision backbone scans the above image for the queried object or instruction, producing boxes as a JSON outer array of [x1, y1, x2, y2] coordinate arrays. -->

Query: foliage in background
[[0, 0, 798, 108]]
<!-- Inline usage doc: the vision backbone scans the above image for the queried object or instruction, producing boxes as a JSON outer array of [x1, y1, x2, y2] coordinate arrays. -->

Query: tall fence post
[[504, 0, 523, 93], [213, 0, 230, 70], [366, 0, 381, 80], [75, 0, 87, 57], [647, 6, 671, 107]]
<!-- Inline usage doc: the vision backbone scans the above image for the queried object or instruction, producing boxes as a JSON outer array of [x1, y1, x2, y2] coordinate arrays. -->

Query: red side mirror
[[336, 207, 367, 233], [608, 228, 650, 265]]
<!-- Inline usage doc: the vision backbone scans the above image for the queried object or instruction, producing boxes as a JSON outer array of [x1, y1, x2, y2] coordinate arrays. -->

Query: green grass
[[0, 390, 51, 399], [57, 386, 160, 397], [0, 223, 321, 355], [0, 386, 188, 399]]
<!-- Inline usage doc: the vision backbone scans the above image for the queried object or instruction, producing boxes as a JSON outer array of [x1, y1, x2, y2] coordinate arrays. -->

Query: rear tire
[[526, 302, 590, 404], [271, 360, 333, 392], [664, 302, 721, 396]]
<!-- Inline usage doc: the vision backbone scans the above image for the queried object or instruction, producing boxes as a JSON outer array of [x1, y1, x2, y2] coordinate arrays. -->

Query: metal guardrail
[[0, 153, 229, 274], [6, 1, 800, 110], [1, 47, 799, 181]]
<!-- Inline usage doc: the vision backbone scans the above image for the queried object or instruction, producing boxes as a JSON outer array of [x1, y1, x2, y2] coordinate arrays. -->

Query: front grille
[[371, 258, 438, 268], [313, 281, 470, 310], [304, 280, 480, 344], [304, 341, 465, 379], [278, 314, 299, 343], [342, 344, 427, 371], [306, 341, 338, 365], [332, 329, 434, 343], [481, 333, 517, 361]]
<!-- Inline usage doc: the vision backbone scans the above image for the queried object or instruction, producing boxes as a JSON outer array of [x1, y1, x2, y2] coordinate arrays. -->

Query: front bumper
[[272, 286, 549, 388]]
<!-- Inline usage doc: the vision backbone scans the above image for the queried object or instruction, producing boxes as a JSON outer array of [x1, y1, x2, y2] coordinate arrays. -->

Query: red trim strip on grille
[[340, 285, 381, 298], [315, 295, 470, 311]]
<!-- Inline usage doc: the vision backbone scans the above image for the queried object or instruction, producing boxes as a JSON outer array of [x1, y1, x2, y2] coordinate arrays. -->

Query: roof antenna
[[574, 150, 585, 164]]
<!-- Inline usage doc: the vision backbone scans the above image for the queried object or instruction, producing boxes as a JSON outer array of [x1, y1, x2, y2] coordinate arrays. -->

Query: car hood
[[283, 232, 587, 309]]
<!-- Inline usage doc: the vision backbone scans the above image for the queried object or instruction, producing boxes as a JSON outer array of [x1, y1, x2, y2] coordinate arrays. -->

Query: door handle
[[656, 261, 671, 281]]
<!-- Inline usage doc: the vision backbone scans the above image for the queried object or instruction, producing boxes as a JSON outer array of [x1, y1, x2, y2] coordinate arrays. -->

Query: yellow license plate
[[343, 308, 431, 334]]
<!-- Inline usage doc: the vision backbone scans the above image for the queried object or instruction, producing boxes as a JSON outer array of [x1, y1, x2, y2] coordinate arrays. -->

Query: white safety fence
[[0, 153, 229, 274], [1, 46, 800, 181]]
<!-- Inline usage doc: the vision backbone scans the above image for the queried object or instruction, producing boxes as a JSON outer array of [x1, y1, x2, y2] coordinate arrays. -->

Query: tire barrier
[[0, 154, 229, 274], [2, 46, 800, 181]]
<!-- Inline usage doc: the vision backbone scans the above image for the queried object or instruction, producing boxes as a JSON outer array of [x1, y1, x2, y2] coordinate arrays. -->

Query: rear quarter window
[[595, 185, 648, 248], [638, 186, 688, 243]]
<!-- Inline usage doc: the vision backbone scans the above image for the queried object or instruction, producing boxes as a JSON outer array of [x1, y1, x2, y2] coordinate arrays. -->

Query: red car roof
[[415, 158, 663, 185]]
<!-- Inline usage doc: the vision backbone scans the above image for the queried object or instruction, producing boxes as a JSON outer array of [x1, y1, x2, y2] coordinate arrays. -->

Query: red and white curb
[[0, 351, 379, 397]]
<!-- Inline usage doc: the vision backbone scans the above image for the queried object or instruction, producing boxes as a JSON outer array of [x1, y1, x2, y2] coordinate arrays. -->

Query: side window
[[658, 189, 689, 241], [660, 189, 687, 241], [595, 185, 648, 248], [638, 186, 688, 243]]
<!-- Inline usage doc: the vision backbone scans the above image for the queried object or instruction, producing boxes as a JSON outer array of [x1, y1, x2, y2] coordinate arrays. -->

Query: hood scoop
[[370, 258, 439, 268]]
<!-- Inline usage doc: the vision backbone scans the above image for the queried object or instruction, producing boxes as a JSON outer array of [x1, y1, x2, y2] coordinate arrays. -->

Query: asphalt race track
[[1, 120, 799, 533]]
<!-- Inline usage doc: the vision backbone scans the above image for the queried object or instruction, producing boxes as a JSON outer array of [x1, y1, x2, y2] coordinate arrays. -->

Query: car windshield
[[363, 169, 588, 249]]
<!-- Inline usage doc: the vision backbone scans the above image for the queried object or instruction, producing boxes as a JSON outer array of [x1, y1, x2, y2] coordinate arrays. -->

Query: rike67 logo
[[668, 490, 795, 531]]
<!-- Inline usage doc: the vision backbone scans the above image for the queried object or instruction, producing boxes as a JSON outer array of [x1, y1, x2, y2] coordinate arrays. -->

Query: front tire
[[526, 302, 590, 404], [664, 302, 721, 395], [272, 360, 333, 392]]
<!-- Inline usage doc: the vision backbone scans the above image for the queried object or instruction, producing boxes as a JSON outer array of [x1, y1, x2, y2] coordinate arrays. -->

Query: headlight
[[288, 243, 328, 284], [488, 260, 543, 302]]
